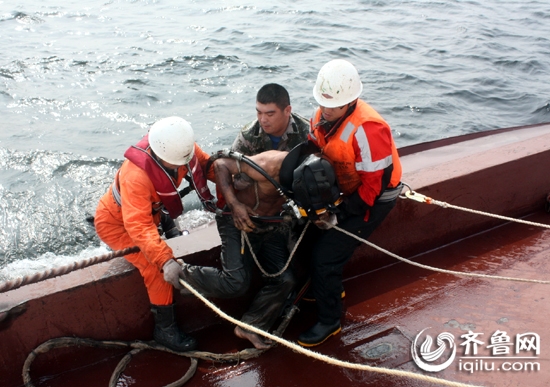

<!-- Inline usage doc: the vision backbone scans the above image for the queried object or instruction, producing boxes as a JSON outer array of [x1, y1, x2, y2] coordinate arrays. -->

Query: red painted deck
[[2, 123, 550, 387]]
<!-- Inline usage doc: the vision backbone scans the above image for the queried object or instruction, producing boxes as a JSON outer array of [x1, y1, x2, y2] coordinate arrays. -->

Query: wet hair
[[256, 83, 290, 111]]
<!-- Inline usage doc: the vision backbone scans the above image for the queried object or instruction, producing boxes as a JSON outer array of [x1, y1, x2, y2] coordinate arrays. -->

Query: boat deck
[[25, 209, 550, 387], [8, 123, 550, 387]]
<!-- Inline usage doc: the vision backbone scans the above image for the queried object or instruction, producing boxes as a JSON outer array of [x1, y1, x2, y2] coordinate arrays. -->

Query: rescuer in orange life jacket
[[94, 116, 215, 352], [296, 59, 403, 347]]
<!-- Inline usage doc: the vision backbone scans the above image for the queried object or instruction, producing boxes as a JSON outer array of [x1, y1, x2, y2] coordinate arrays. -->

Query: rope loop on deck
[[22, 305, 297, 387], [22, 278, 478, 387]]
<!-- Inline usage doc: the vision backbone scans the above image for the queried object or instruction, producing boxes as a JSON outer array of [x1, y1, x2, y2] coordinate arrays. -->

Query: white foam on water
[[0, 245, 110, 283], [0, 209, 216, 283]]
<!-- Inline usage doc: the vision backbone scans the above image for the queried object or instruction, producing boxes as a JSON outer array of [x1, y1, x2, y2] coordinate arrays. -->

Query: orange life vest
[[310, 99, 402, 200]]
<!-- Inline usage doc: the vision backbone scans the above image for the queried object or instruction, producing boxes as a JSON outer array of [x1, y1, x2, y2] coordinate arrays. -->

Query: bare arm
[[213, 158, 257, 231], [213, 151, 289, 231]]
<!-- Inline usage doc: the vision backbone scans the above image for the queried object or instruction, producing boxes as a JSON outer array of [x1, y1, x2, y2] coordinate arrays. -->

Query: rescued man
[[172, 84, 308, 349], [175, 149, 295, 349]]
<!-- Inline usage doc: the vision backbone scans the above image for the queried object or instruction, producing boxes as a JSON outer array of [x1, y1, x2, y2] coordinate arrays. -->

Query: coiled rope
[[0, 246, 139, 294], [22, 304, 299, 387]]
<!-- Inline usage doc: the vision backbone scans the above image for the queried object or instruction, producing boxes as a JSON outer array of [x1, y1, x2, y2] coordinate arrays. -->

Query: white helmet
[[312, 59, 363, 108], [148, 116, 195, 165]]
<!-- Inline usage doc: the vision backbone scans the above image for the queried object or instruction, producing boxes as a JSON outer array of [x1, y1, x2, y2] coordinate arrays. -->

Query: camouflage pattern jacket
[[231, 113, 310, 155]]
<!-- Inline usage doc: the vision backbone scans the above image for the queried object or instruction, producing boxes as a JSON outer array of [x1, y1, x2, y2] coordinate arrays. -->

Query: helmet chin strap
[[151, 150, 178, 179], [319, 101, 357, 137]]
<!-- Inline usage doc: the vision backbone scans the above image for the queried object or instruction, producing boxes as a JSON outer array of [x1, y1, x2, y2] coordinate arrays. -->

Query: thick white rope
[[179, 278, 480, 387], [189, 188, 547, 386], [433, 200, 550, 229], [386, 189, 550, 284]]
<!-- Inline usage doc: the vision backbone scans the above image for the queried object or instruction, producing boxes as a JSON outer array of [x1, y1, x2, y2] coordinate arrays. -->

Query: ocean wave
[[0, 149, 119, 265], [1, 0, 549, 271]]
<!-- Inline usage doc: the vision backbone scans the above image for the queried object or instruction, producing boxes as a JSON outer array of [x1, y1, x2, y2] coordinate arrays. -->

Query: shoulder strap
[[123, 134, 184, 219]]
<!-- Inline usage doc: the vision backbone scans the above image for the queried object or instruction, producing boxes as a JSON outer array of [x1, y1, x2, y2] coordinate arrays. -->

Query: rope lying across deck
[[177, 278, 483, 387], [18, 187, 550, 387], [22, 282, 479, 387], [22, 305, 299, 387], [395, 188, 550, 284]]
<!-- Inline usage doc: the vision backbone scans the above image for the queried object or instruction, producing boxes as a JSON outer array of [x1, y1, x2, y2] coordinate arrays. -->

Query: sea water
[[0, 0, 549, 279]]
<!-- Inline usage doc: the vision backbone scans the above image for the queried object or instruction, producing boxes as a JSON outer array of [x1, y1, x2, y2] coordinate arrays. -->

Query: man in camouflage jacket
[[231, 83, 309, 155]]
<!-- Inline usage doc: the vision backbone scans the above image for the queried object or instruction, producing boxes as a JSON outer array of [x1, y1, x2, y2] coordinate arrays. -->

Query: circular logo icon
[[411, 328, 456, 372]]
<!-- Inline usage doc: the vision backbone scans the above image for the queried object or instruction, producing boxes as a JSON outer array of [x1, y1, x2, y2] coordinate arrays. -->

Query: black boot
[[151, 304, 197, 352], [297, 320, 341, 347]]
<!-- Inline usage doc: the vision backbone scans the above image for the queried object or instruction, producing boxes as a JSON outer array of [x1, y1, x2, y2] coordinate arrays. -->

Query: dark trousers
[[310, 199, 396, 324], [182, 214, 296, 331]]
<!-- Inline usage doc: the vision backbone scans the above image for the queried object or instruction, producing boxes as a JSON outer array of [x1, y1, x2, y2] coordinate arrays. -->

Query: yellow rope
[[179, 278, 480, 387]]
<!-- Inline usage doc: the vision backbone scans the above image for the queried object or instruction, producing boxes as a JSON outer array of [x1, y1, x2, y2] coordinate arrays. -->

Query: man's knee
[[267, 270, 296, 294], [221, 274, 251, 297], [182, 264, 250, 298]]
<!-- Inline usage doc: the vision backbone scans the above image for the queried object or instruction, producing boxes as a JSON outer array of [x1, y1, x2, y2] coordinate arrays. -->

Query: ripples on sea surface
[[0, 0, 549, 278]]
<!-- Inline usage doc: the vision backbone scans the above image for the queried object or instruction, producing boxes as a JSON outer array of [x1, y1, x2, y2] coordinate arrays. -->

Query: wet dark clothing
[[182, 111, 308, 333], [182, 213, 296, 331], [307, 198, 397, 324]]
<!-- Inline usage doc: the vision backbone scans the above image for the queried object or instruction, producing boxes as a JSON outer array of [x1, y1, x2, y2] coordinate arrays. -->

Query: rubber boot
[[151, 304, 197, 352]]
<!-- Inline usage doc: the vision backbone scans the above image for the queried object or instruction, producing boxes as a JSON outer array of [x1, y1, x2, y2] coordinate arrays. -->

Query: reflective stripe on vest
[[353, 127, 393, 173], [311, 99, 401, 195]]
